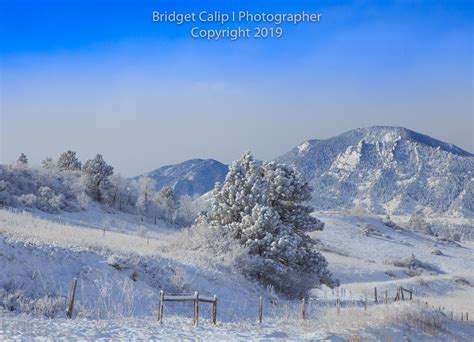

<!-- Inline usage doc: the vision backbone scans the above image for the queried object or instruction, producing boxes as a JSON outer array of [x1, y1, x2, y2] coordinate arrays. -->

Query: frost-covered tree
[[157, 186, 179, 223], [82, 154, 114, 202], [41, 157, 55, 170], [136, 177, 159, 220], [178, 194, 207, 226], [17, 153, 28, 165], [57, 150, 82, 171], [203, 152, 334, 297], [108, 174, 130, 211], [138, 178, 156, 204]]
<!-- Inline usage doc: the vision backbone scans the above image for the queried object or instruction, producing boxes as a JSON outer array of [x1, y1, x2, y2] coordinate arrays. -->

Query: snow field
[[2, 301, 473, 340]]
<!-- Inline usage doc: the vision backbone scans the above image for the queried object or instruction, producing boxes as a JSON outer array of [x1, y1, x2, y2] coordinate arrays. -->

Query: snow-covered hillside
[[1, 209, 473, 340], [277, 126, 473, 217], [133, 159, 228, 198]]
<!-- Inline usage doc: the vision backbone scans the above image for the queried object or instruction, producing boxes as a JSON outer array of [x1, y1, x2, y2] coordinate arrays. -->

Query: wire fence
[[123, 287, 471, 325]]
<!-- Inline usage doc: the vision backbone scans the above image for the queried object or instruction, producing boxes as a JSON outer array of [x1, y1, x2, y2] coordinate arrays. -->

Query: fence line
[[159, 288, 468, 325], [56, 273, 472, 326], [158, 290, 217, 325]]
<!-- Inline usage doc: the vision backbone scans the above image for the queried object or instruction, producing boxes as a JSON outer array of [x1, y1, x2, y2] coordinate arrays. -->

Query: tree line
[[0, 151, 200, 225]]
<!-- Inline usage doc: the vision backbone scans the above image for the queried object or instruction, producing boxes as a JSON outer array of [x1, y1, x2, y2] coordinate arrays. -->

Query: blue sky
[[1, 0, 472, 175]]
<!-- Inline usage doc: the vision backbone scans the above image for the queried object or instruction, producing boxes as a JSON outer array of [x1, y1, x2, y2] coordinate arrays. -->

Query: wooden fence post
[[158, 290, 164, 323], [401, 288, 405, 300], [336, 298, 340, 314], [364, 296, 367, 311], [466, 312, 469, 321], [194, 291, 199, 325], [385, 290, 388, 304], [301, 298, 305, 320], [258, 297, 263, 323], [66, 278, 78, 319], [450, 311, 453, 320], [374, 287, 378, 303], [212, 295, 217, 325]]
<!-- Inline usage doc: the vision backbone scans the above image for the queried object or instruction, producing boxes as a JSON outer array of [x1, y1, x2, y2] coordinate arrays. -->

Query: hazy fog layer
[[1, 1, 472, 176]]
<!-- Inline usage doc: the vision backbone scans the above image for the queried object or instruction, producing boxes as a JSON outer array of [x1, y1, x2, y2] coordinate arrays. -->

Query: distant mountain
[[134, 127, 473, 217], [276, 126, 473, 217], [133, 159, 228, 198]]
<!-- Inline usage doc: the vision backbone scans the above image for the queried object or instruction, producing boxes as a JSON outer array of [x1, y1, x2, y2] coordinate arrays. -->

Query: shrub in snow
[[451, 232, 461, 242], [393, 253, 421, 269], [359, 222, 372, 236], [82, 154, 114, 202], [408, 212, 433, 236], [20, 193, 37, 208], [169, 268, 188, 292], [129, 271, 139, 282], [107, 254, 128, 270], [0, 289, 65, 318], [350, 202, 367, 216], [0, 180, 14, 206], [453, 277, 470, 286], [57, 150, 82, 171], [202, 151, 335, 298], [392, 253, 440, 275], [383, 217, 402, 230], [136, 226, 147, 238], [386, 303, 445, 336], [36, 186, 66, 213]]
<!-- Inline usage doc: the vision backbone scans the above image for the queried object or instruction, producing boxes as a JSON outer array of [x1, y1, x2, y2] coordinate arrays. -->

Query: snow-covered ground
[[311, 214, 474, 315], [2, 303, 473, 341], [1, 209, 473, 340]]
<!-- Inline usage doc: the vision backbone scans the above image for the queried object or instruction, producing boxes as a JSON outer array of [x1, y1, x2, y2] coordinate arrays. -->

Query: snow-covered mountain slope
[[276, 126, 474, 217], [133, 159, 228, 198]]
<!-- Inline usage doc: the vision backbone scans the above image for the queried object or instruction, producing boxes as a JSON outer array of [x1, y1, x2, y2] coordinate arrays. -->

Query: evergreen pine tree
[[82, 154, 113, 202], [204, 152, 335, 297], [57, 150, 82, 171], [17, 153, 28, 165]]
